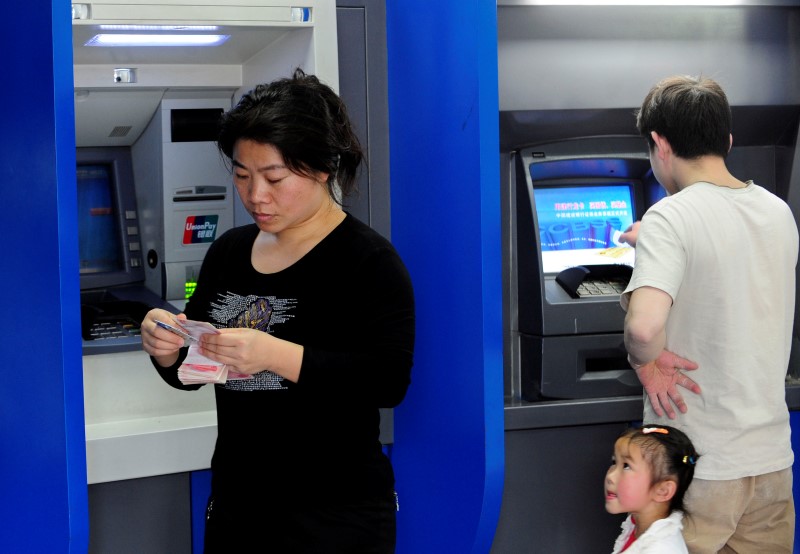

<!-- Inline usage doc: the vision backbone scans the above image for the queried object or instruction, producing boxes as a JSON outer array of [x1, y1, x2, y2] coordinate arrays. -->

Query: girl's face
[[232, 139, 331, 235], [604, 437, 655, 515]]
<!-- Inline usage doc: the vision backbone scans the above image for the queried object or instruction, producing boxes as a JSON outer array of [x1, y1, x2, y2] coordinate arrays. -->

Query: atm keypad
[[88, 319, 142, 341], [576, 278, 627, 297]]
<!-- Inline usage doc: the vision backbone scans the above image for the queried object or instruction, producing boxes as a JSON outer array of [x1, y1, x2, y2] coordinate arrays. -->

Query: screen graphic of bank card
[[155, 319, 219, 342]]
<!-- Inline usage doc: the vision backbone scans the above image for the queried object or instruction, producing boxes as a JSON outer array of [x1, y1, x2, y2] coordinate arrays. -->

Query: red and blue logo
[[183, 215, 219, 244]]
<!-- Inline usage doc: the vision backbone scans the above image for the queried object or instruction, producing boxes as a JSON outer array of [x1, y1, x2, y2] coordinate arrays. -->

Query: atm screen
[[533, 184, 636, 274], [76, 146, 143, 292], [77, 164, 124, 275]]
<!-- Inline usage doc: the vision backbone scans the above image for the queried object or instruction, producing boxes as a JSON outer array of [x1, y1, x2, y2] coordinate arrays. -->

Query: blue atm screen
[[533, 184, 636, 274], [77, 164, 123, 275]]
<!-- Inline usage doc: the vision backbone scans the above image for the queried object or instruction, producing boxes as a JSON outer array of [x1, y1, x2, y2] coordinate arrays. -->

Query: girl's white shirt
[[611, 511, 688, 554]]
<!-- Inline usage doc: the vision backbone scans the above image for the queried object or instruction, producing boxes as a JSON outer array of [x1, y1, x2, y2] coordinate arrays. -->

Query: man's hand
[[633, 349, 701, 419], [619, 221, 641, 247]]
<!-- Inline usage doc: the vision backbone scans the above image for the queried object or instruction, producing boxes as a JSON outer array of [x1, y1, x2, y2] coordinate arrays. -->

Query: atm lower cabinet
[[89, 472, 206, 554]]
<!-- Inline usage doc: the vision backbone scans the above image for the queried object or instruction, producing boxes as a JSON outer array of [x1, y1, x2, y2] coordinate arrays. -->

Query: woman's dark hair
[[217, 68, 363, 202], [620, 424, 700, 514], [636, 75, 732, 160]]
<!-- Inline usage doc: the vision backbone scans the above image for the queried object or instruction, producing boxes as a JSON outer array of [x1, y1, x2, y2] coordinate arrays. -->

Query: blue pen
[[155, 319, 197, 342]]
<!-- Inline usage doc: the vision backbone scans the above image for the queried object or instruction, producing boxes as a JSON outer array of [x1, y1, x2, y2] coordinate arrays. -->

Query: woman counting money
[[140, 69, 416, 553]]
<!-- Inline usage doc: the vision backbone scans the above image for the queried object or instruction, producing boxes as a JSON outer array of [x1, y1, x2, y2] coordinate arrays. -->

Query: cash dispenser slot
[[173, 185, 227, 202], [520, 333, 641, 401]]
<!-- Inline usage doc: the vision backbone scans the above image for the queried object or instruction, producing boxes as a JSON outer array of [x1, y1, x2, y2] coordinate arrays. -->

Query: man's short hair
[[636, 75, 732, 159]]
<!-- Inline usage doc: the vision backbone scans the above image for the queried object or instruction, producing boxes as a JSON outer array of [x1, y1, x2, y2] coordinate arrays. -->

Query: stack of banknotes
[[156, 318, 252, 384]]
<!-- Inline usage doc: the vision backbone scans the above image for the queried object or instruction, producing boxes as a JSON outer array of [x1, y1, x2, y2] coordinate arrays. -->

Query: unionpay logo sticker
[[184, 215, 219, 244]]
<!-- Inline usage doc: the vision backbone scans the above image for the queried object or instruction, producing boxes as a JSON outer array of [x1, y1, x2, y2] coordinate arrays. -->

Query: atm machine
[[76, 95, 235, 354], [511, 135, 663, 401], [75, 145, 163, 353]]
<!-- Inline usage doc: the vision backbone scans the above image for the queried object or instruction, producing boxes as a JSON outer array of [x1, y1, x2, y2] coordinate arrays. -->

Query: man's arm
[[625, 286, 700, 419], [624, 286, 671, 366]]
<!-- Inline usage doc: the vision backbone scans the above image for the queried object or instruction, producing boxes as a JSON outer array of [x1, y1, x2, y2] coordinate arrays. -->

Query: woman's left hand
[[198, 328, 303, 382]]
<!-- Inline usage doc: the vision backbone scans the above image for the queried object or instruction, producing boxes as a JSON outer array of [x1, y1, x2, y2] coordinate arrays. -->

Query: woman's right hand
[[140, 308, 187, 366]]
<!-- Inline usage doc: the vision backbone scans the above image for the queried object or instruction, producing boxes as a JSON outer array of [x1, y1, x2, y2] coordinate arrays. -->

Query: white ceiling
[[72, 24, 278, 146], [71, 2, 316, 147]]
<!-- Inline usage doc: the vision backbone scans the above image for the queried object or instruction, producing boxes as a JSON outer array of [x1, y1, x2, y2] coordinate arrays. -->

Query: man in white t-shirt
[[620, 75, 797, 553]]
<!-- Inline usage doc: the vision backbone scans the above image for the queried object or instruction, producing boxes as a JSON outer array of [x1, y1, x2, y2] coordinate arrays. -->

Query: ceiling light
[[85, 34, 230, 47]]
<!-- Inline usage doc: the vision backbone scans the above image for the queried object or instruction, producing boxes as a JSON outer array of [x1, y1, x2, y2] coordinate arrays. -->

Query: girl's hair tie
[[642, 427, 669, 435], [682, 455, 696, 465]]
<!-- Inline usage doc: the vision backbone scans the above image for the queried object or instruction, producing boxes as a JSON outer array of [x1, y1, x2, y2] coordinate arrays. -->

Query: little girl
[[605, 424, 699, 553]]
